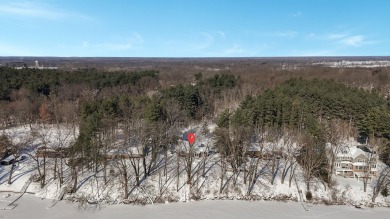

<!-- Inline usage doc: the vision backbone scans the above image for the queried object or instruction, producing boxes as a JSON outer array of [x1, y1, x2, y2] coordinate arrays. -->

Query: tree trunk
[[54, 158, 57, 180], [372, 193, 378, 203], [363, 180, 368, 192], [135, 174, 140, 187], [202, 156, 206, 177], [59, 158, 64, 186], [176, 153, 180, 192], [271, 156, 275, 185], [41, 155, 46, 188], [219, 159, 225, 194], [288, 165, 295, 188], [71, 168, 78, 193], [372, 186, 380, 203], [281, 167, 287, 184], [143, 156, 147, 178], [328, 156, 335, 182], [164, 149, 168, 177], [103, 136, 107, 185], [187, 161, 192, 185], [123, 171, 129, 199], [103, 158, 107, 185], [243, 162, 247, 185], [219, 174, 224, 194], [306, 179, 310, 191], [232, 168, 237, 186], [247, 158, 260, 196], [94, 139, 99, 174], [8, 162, 15, 184]]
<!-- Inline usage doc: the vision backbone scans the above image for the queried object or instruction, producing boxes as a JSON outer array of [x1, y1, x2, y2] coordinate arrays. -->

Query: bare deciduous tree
[[279, 129, 299, 186], [179, 130, 198, 187], [298, 134, 327, 191], [360, 145, 379, 193], [266, 128, 283, 185], [3, 130, 32, 185], [372, 166, 390, 202], [125, 122, 143, 187], [323, 119, 349, 182], [213, 127, 230, 194], [29, 126, 52, 188], [115, 148, 131, 199]]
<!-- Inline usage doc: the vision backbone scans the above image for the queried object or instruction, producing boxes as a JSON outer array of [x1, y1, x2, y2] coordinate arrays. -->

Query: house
[[105, 147, 143, 159], [245, 143, 287, 160], [176, 141, 209, 158], [0, 155, 15, 165], [334, 145, 377, 178], [36, 146, 68, 158]]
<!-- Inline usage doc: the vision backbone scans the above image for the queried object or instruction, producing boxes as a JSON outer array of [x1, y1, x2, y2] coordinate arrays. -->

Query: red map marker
[[187, 132, 195, 145]]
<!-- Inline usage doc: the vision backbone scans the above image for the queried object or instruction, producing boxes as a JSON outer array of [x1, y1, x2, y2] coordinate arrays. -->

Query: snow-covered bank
[[1, 194, 390, 219], [1, 125, 389, 208]]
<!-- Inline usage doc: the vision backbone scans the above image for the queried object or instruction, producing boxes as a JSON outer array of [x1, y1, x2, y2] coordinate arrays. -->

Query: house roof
[[336, 146, 374, 159], [1, 155, 15, 162], [351, 149, 367, 159]]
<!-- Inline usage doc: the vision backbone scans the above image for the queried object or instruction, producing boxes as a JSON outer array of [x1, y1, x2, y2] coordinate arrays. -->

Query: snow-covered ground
[[1, 194, 390, 219], [1, 124, 389, 213], [313, 60, 390, 68]]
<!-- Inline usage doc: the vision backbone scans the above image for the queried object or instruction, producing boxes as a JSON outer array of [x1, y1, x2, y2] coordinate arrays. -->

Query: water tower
[[35, 60, 39, 68]]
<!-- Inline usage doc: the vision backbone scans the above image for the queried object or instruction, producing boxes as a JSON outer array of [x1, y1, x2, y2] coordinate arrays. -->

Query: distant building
[[10, 60, 58, 70]]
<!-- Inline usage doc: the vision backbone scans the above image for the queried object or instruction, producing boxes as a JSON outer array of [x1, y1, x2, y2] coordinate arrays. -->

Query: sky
[[0, 0, 389, 57]]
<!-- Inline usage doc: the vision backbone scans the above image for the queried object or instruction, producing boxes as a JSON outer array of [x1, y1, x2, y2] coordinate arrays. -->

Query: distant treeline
[[0, 67, 158, 100]]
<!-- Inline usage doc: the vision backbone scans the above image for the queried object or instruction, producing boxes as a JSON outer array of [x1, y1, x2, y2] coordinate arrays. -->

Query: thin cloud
[[309, 32, 369, 47], [214, 31, 226, 39], [0, 1, 91, 20], [0, 43, 37, 56], [265, 31, 298, 38], [328, 33, 349, 40], [160, 31, 229, 56], [306, 33, 316, 39], [96, 42, 134, 51], [82, 41, 89, 48], [291, 11, 302, 17], [341, 35, 364, 46], [222, 45, 246, 56], [188, 31, 226, 51], [328, 33, 366, 47], [86, 33, 144, 51], [292, 49, 335, 57]]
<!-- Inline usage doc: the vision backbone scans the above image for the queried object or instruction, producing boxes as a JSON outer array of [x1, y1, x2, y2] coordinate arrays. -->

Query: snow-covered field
[[313, 60, 390, 68], [1, 194, 390, 219]]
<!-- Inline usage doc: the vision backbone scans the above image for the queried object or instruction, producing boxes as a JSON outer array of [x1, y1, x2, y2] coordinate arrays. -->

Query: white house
[[334, 145, 377, 178]]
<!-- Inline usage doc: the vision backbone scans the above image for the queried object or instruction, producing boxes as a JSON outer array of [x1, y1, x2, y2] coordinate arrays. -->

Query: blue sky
[[0, 0, 389, 57]]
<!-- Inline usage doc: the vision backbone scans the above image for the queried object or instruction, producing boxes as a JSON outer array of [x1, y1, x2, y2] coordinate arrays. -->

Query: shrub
[[381, 187, 388, 197]]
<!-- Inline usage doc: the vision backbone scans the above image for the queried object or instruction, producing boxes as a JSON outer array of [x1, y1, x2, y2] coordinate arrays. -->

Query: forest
[[1, 62, 390, 204]]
